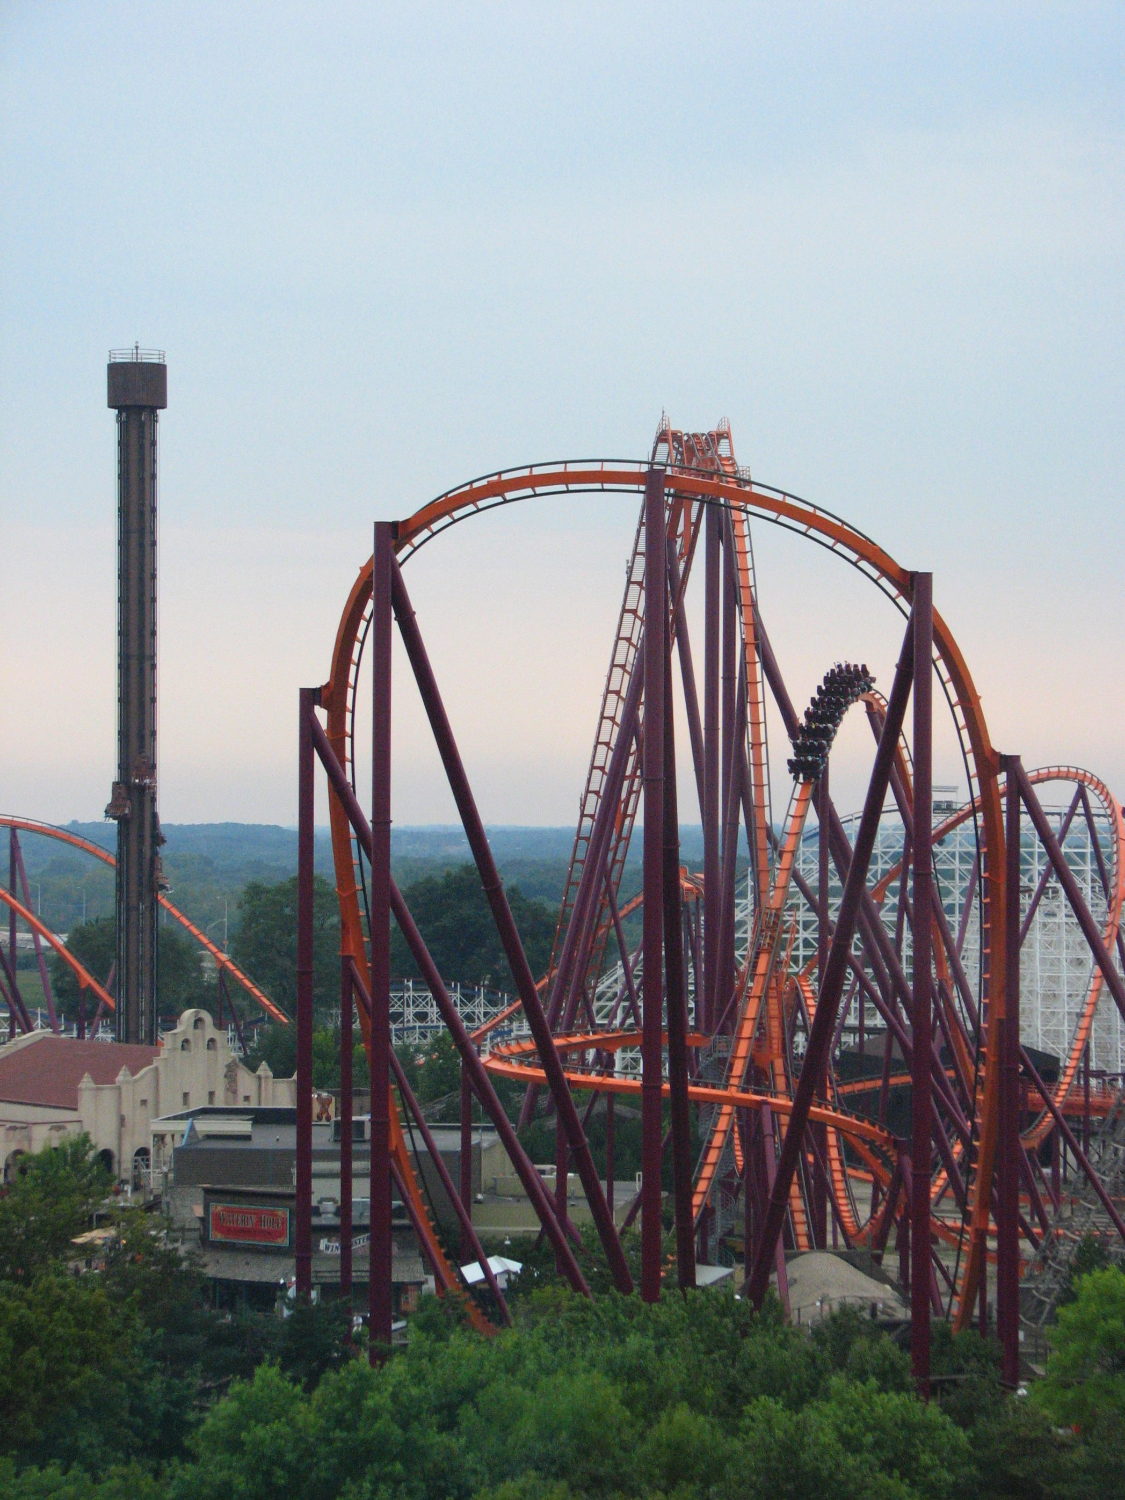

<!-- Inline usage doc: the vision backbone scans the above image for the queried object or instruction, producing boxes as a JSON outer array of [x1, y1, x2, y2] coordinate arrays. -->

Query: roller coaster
[[297, 417, 1125, 1389]]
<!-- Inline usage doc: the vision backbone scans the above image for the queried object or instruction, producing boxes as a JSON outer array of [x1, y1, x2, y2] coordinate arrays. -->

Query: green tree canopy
[[48, 918, 115, 1021], [49, 920, 216, 1023], [0, 1135, 111, 1283], [390, 863, 555, 989], [1034, 1263, 1125, 1433], [229, 875, 340, 1017]]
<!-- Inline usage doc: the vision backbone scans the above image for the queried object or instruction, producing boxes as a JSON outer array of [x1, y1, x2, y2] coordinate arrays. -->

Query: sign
[[209, 1203, 290, 1247], [319, 1233, 370, 1255]]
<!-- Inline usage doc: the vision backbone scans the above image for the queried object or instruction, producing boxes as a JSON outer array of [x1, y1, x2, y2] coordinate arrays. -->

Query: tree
[[156, 924, 217, 1020], [49, 918, 115, 1022], [1034, 1264, 1125, 1433], [390, 864, 555, 990], [245, 1022, 371, 1092], [49, 919, 216, 1023], [230, 876, 340, 1017], [0, 1136, 111, 1283]]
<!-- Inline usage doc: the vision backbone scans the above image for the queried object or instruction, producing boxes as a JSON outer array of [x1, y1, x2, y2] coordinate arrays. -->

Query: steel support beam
[[295, 686, 318, 1298], [997, 756, 1022, 1385], [702, 503, 721, 1036], [366, 523, 395, 1358], [641, 467, 667, 1300], [911, 574, 933, 1395], [340, 956, 354, 1297], [460, 1062, 474, 1263], [664, 646, 696, 1289]]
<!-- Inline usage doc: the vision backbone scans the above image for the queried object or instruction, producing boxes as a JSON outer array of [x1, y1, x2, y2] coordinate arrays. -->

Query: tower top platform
[[108, 347, 166, 408]]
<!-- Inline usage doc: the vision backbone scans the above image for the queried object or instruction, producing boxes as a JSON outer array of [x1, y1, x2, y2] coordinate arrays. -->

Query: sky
[[2, 2, 1122, 828]]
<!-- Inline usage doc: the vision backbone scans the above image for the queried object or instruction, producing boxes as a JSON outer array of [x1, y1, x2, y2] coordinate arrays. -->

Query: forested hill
[[17, 822, 747, 940], [54, 821, 733, 872]]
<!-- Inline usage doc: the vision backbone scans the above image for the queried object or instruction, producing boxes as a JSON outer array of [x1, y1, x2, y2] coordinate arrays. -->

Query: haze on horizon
[[2, 3, 1122, 830]]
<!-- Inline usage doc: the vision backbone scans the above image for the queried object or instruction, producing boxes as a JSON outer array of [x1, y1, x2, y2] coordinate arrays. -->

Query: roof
[[0, 1034, 159, 1110]]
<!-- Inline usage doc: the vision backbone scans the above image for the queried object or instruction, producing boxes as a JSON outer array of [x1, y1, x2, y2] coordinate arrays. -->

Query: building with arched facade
[[0, 1010, 295, 1186]]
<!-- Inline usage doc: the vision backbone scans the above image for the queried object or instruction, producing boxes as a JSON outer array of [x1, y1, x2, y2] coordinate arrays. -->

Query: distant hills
[[14, 821, 745, 938]]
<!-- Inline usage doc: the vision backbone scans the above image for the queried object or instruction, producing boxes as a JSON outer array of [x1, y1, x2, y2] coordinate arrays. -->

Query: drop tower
[[105, 347, 166, 1044]]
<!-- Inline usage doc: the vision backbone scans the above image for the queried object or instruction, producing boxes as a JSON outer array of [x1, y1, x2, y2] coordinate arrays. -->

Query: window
[[180, 1039, 191, 1052], [206, 1038, 217, 1051], [182, 1092, 189, 1107], [242, 1095, 250, 1103], [207, 1091, 215, 1105]]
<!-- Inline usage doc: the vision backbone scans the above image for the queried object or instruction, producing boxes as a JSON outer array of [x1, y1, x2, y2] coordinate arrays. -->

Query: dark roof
[[0, 1035, 159, 1110], [158, 1106, 297, 1125]]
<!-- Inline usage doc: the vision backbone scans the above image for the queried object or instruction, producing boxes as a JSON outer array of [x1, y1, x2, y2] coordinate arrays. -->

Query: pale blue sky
[[2, 3, 1122, 825]]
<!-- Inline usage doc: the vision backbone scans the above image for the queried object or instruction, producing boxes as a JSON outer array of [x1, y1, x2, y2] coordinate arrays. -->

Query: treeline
[[1, 1139, 1124, 1498], [48, 862, 563, 1028]]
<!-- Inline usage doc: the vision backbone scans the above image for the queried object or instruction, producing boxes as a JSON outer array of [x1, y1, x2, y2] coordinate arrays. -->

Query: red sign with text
[[209, 1203, 290, 1247]]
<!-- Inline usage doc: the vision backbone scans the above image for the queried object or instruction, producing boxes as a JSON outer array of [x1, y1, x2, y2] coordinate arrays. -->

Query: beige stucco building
[[0, 1009, 295, 1185]]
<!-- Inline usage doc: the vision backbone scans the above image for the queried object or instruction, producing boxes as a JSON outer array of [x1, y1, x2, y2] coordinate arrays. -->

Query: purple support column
[[997, 756, 1022, 1385], [747, 615, 914, 1309], [369, 521, 394, 1360], [911, 573, 933, 1395], [295, 687, 318, 1298], [219, 971, 246, 1056], [667, 545, 706, 818], [664, 647, 696, 1290], [719, 523, 738, 1020], [606, 1088, 615, 1217], [641, 466, 667, 1302], [760, 1103, 789, 1310], [702, 503, 720, 1037], [742, 1113, 754, 1283], [460, 1061, 474, 1264], [12, 835, 56, 1026], [8, 830, 16, 1003], [340, 956, 354, 1298], [812, 766, 831, 1250], [555, 1110, 569, 1277]]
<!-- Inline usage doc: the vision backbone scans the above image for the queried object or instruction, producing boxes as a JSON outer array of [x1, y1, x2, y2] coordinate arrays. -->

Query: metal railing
[[108, 346, 165, 363]]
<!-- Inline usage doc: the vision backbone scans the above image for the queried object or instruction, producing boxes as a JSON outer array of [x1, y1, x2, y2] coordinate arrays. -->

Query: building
[[0, 1008, 294, 1184], [158, 1105, 427, 1313]]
